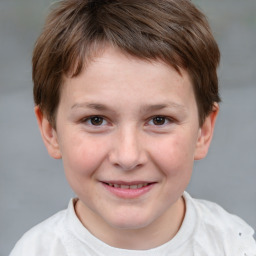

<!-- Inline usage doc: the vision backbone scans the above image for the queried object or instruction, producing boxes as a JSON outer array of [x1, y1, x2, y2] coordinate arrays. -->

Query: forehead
[[61, 46, 196, 110]]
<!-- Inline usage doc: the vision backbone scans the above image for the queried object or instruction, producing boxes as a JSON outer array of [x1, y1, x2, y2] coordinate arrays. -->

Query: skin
[[35, 46, 218, 250]]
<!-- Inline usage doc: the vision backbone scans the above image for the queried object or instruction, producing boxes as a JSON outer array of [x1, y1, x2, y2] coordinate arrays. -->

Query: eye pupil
[[91, 117, 103, 125], [153, 116, 165, 125]]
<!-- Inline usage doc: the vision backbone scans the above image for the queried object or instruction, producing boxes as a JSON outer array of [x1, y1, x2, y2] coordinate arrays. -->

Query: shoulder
[[184, 192, 256, 255], [10, 205, 69, 256], [193, 196, 252, 230], [193, 196, 254, 236]]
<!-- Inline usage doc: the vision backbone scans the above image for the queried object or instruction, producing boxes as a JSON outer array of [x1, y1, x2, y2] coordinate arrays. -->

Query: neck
[[75, 197, 185, 250]]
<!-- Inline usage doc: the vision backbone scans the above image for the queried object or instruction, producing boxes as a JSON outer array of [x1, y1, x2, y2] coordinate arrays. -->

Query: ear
[[194, 103, 219, 160], [34, 106, 62, 159]]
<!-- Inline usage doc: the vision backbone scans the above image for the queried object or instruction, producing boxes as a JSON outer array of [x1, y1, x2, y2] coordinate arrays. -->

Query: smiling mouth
[[104, 183, 150, 189], [101, 181, 156, 198]]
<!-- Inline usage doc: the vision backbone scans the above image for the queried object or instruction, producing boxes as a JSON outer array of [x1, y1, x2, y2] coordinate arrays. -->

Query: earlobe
[[34, 106, 62, 159], [194, 103, 219, 160]]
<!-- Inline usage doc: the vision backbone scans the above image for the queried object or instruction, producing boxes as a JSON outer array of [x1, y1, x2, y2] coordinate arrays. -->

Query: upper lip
[[101, 180, 156, 185]]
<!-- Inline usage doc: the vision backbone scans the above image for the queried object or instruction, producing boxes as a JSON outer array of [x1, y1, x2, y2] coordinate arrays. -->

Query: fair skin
[[35, 46, 218, 250]]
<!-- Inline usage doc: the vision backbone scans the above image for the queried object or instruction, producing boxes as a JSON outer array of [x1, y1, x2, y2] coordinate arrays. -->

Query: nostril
[[114, 162, 141, 171], [108, 134, 147, 170]]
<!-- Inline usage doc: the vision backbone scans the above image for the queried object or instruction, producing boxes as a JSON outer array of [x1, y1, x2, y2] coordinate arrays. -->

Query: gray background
[[1, 0, 255, 255]]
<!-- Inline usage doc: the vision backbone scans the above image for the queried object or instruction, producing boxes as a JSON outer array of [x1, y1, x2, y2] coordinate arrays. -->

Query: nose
[[108, 127, 147, 171]]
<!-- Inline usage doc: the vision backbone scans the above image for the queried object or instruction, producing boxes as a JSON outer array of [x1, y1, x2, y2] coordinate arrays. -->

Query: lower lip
[[102, 183, 155, 199]]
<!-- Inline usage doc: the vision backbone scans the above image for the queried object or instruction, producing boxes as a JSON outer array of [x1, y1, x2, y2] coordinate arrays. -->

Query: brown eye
[[152, 116, 166, 125], [90, 116, 104, 126]]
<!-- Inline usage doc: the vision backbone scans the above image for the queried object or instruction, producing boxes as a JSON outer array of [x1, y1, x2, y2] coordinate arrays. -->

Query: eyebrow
[[71, 103, 109, 111], [71, 102, 186, 113], [139, 103, 186, 113]]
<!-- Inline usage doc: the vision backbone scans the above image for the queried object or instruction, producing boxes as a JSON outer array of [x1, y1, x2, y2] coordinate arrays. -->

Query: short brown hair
[[33, 0, 220, 127]]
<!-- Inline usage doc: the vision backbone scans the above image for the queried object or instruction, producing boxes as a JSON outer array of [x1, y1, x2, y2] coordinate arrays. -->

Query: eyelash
[[82, 116, 108, 126], [147, 116, 173, 126], [81, 115, 174, 127]]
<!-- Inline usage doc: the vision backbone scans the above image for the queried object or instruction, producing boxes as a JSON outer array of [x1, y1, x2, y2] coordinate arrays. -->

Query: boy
[[10, 0, 256, 255]]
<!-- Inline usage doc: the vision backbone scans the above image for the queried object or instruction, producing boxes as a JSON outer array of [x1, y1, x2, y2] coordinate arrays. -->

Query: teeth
[[120, 185, 129, 189], [107, 183, 149, 189]]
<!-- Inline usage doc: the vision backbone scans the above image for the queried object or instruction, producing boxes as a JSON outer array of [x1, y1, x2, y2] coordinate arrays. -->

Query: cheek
[[151, 134, 196, 176], [60, 133, 109, 178], [60, 134, 110, 198]]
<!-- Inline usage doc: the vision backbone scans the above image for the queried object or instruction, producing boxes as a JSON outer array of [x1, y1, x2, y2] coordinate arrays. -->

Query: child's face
[[37, 46, 217, 239]]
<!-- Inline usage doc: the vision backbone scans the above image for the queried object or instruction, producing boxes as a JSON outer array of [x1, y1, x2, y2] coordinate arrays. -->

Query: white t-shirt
[[10, 192, 256, 256]]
